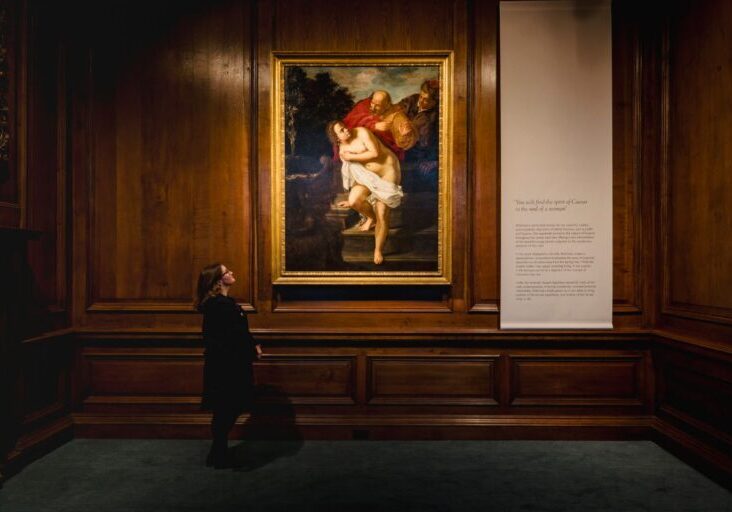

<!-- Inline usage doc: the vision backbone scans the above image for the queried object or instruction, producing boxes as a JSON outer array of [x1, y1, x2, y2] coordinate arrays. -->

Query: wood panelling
[[60, 0, 646, 332], [83, 0, 254, 312], [255, 356, 356, 405], [511, 356, 643, 406], [80, 347, 204, 412], [77, 342, 649, 417], [72, 412, 653, 442], [652, 417, 732, 488], [656, 346, 732, 440], [660, 366, 732, 438], [3, 331, 73, 482], [368, 356, 497, 405], [0, 0, 20, 213], [25, 0, 69, 327], [635, 4, 665, 330], [653, 339, 732, 481], [611, 1, 641, 313], [83, 349, 203, 396], [1, 228, 41, 479], [663, 0, 732, 324], [469, 0, 499, 312], [272, 0, 454, 52], [20, 339, 70, 424], [0, 203, 20, 227], [80, 349, 358, 409]]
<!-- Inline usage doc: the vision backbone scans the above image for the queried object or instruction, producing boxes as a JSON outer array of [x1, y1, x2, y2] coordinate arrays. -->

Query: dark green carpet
[[0, 440, 729, 511]]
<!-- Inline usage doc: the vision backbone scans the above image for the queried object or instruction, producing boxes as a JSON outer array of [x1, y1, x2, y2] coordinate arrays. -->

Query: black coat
[[200, 295, 257, 412]]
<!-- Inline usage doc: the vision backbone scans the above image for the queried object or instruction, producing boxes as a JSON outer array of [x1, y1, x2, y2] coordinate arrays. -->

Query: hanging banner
[[500, 1, 613, 329]]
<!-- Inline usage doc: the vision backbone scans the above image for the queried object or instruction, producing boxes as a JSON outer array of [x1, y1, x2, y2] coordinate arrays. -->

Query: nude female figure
[[327, 121, 403, 265]]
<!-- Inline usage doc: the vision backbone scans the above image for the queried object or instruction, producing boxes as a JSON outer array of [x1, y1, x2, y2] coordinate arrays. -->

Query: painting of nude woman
[[271, 53, 453, 285]]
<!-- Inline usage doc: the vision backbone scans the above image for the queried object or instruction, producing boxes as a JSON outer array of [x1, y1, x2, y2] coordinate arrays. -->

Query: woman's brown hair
[[194, 262, 224, 312], [325, 120, 342, 146]]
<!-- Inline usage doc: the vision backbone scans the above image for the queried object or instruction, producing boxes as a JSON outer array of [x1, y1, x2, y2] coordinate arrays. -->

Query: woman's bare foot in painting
[[373, 250, 384, 265], [359, 217, 375, 232]]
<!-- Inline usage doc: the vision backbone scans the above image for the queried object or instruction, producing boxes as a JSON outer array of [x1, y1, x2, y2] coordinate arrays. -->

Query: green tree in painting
[[285, 66, 354, 160]]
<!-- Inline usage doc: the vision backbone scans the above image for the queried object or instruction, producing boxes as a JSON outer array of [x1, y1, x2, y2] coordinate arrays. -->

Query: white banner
[[500, 1, 613, 329]]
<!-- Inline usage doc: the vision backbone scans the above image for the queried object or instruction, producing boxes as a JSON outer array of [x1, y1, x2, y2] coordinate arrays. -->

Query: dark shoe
[[206, 442, 227, 468], [212, 450, 233, 469]]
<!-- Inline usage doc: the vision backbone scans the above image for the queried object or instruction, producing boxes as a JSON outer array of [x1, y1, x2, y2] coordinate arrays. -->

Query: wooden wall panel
[[511, 356, 643, 406], [663, 0, 732, 325], [79, 347, 204, 412], [661, 365, 732, 437], [79, 349, 359, 409], [25, 1, 69, 331], [76, 342, 650, 418], [255, 356, 356, 405], [3, 333, 73, 482], [273, 0, 454, 52], [85, 356, 203, 396], [0, 0, 20, 220], [611, 1, 641, 314], [83, 0, 254, 313], [656, 347, 732, 439], [20, 341, 69, 421], [469, 0, 499, 312], [368, 356, 497, 405], [653, 341, 732, 478]]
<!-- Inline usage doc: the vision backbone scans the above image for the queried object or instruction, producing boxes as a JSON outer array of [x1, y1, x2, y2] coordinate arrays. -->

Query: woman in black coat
[[195, 263, 261, 468]]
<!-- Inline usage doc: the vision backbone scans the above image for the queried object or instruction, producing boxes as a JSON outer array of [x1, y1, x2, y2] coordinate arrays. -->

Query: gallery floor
[[0, 439, 729, 511]]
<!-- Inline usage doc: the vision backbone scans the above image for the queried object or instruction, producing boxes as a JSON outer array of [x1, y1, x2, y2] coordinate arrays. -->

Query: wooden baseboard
[[652, 417, 732, 489], [1, 415, 73, 484], [72, 412, 654, 440]]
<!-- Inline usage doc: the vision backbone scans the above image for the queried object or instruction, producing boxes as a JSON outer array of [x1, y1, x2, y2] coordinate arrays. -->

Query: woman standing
[[195, 263, 261, 468]]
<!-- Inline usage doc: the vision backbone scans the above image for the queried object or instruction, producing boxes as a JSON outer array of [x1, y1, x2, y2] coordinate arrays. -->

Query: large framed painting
[[271, 53, 453, 284]]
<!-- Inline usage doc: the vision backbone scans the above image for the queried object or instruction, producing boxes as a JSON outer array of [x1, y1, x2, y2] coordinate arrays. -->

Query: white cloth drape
[[341, 161, 403, 208]]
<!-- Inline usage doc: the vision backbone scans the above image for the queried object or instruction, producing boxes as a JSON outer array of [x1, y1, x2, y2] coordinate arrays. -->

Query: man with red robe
[[341, 90, 417, 161]]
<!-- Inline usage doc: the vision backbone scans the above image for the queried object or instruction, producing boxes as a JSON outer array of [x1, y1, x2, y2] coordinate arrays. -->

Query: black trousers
[[210, 406, 240, 454]]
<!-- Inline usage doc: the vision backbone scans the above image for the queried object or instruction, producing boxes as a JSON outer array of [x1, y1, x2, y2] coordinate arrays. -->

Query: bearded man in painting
[[342, 90, 417, 160]]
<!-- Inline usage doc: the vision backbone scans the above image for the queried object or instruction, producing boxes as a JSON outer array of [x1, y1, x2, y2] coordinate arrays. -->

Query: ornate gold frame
[[271, 52, 453, 285]]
